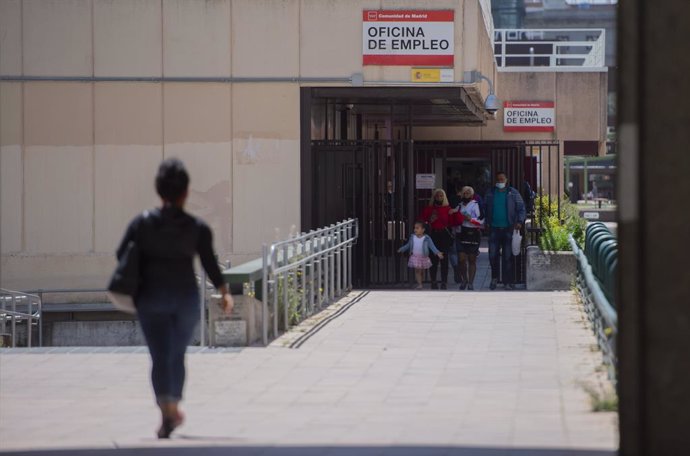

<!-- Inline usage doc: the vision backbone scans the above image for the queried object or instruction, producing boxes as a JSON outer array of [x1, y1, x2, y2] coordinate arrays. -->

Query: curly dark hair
[[155, 158, 190, 202]]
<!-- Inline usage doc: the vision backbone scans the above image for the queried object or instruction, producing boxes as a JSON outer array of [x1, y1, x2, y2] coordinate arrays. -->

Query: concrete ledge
[[526, 246, 576, 291], [208, 295, 263, 347], [50, 321, 146, 346]]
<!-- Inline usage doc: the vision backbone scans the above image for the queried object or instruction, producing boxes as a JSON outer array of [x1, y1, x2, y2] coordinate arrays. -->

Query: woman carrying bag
[[419, 189, 458, 289], [454, 186, 484, 290], [113, 158, 233, 438]]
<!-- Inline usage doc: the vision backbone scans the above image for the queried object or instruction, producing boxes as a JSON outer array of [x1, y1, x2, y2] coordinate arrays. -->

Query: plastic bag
[[512, 229, 523, 256]]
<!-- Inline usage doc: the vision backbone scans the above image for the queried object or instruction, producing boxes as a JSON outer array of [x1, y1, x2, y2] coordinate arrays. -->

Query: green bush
[[535, 195, 586, 252]]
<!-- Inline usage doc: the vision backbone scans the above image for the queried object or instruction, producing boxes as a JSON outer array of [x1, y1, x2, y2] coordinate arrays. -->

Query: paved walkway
[[0, 290, 617, 455]]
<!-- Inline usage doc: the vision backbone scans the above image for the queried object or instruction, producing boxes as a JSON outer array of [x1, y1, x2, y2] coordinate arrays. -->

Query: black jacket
[[116, 206, 224, 295]]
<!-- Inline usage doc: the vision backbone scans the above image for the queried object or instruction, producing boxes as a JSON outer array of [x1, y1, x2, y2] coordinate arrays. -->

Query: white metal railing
[[0, 289, 42, 348], [261, 219, 358, 345], [494, 28, 606, 70]]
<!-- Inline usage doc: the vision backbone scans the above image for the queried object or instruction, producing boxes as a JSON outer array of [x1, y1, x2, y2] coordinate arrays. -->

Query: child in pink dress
[[398, 222, 444, 289]]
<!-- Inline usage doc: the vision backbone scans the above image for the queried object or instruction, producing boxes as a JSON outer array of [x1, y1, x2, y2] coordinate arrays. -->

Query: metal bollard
[[316, 236, 323, 307], [336, 224, 343, 297], [261, 244, 269, 346], [27, 297, 32, 349], [200, 269, 207, 347], [329, 225, 335, 302]]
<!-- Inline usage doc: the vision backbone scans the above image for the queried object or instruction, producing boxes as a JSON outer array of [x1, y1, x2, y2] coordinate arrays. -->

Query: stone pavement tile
[[0, 290, 617, 453]]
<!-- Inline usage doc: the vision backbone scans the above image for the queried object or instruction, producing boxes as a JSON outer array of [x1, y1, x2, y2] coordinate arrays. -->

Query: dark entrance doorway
[[300, 86, 559, 288], [306, 140, 560, 288]]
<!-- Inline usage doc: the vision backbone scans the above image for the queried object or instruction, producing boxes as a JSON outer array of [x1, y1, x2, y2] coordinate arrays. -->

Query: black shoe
[[459, 282, 467, 290], [431, 282, 439, 290], [489, 279, 497, 290], [440, 283, 447, 290], [467, 284, 474, 290]]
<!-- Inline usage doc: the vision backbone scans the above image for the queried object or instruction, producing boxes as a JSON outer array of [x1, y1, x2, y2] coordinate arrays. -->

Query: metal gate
[[310, 140, 560, 287], [312, 140, 414, 288]]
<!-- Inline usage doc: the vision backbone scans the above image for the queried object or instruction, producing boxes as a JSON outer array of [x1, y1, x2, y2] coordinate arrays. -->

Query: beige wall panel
[[232, 83, 299, 253], [24, 82, 93, 146], [1, 145, 23, 254], [163, 83, 231, 143], [94, 0, 162, 77], [1, 82, 22, 146], [0, 82, 23, 253], [599, 72, 608, 154], [163, 0, 231, 77], [555, 72, 606, 141], [362, 66, 409, 82], [300, 0, 379, 78], [461, 0, 479, 76], [165, 143, 232, 257], [476, 14, 496, 96], [95, 83, 162, 145], [23, 0, 93, 76], [94, 145, 162, 253], [233, 138, 299, 253], [231, 0, 299, 77], [24, 146, 93, 253], [94, 83, 163, 251], [163, 83, 232, 255], [1, 254, 115, 290], [232, 84, 298, 140], [0, 0, 22, 75]]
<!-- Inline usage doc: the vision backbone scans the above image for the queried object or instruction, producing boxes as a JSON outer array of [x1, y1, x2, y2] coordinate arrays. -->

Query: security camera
[[484, 93, 500, 115]]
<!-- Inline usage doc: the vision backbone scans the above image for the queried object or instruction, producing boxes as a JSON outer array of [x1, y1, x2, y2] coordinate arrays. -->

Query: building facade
[[0, 0, 607, 290]]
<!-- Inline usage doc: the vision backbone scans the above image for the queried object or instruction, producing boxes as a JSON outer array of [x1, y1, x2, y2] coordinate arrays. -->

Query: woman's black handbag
[[106, 240, 140, 314], [107, 212, 149, 314]]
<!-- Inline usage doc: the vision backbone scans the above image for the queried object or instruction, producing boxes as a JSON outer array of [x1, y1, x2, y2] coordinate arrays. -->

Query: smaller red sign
[[503, 101, 556, 132], [362, 10, 455, 22]]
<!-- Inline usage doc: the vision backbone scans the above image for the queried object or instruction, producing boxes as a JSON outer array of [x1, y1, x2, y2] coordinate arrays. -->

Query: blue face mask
[[496, 182, 506, 189]]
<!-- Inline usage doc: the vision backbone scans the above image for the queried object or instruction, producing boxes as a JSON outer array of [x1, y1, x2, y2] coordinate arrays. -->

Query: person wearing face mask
[[484, 171, 526, 290], [419, 189, 458, 289], [454, 186, 484, 290]]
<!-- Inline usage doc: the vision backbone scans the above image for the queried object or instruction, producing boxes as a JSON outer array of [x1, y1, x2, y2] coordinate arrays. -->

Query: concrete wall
[[0, 0, 496, 290], [413, 71, 608, 145]]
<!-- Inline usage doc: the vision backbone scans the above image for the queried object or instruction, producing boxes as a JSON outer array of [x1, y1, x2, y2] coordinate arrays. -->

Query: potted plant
[[526, 196, 585, 290]]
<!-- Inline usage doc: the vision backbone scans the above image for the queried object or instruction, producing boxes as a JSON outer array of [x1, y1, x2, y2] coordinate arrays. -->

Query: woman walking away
[[116, 158, 233, 439], [398, 222, 444, 289], [455, 186, 484, 290], [419, 189, 457, 289]]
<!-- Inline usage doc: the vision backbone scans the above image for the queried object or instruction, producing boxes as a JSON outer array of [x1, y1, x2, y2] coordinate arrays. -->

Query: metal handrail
[[0, 289, 42, 348], [495, 28, 606, 70], [569, 235, 617, 382], [260, 219, 359, 345]]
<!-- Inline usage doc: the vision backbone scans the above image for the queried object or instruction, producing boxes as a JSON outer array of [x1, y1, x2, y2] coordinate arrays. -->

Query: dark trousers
[[137, 289, 199, 404], [489, 227, 514, 284], [429, 230, 452, 285]]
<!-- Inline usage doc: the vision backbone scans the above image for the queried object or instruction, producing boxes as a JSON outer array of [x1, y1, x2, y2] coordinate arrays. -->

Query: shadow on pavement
[[3, 446, 617, 456]]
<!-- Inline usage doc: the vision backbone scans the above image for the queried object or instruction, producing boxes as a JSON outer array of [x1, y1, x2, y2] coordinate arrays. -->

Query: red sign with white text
[[503, 101, 556, 132], [363, 10, 455, 66]]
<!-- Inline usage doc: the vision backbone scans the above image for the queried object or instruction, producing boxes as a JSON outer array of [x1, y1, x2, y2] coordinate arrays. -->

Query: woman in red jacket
[[419, 189, 459, 289]]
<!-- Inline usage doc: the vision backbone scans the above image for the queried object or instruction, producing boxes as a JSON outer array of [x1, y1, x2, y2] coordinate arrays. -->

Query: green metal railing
[[584, 222, 617, 306], [570, 221, 617, 382]]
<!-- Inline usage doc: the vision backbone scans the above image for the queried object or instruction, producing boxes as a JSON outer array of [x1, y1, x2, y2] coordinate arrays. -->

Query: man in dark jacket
[[484, 171, 526, 290]]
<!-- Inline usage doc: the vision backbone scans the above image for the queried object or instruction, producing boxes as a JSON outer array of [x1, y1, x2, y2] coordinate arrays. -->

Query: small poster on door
[[416, 174, 436, 189]]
